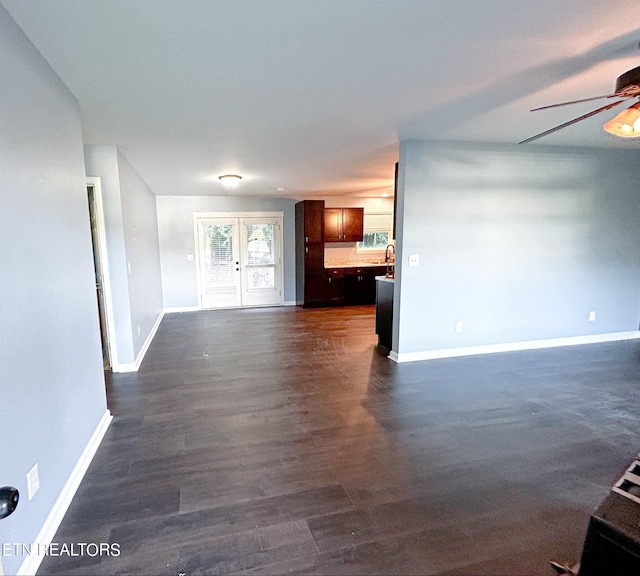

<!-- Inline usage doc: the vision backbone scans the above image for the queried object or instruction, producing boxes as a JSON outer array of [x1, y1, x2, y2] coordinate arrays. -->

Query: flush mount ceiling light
[[519, 64, 640, 144], [218, 174, 242, 188]]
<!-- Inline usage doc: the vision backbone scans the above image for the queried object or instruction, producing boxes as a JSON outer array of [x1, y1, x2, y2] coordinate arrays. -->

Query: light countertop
[[324, 260, 388, 269]]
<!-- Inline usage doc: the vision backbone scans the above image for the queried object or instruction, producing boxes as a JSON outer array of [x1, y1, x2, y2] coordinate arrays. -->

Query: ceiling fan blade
[[518, 99, 631, 144], [530, 94, 624, 111]]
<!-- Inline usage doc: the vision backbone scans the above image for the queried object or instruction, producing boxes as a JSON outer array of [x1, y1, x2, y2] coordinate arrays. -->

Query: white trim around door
[[86, 176, 118, 368]]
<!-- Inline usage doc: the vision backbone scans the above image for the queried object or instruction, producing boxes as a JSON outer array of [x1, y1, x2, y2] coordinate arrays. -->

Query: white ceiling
[[3, 0, 640, 198]]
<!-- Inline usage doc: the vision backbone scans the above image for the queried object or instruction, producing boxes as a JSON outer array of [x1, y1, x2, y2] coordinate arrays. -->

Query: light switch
[[408, 254, 419, 267], [27, 462, 40, 500]]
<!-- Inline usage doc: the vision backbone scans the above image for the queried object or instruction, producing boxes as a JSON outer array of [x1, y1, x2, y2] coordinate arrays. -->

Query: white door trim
[[194, 211, 284, 219], [86, 176, 118, 366], [193, 211, 284, 309]]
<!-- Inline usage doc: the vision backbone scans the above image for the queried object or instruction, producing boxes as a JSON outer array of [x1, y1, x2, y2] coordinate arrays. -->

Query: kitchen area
[[295, 198, 395, 351]]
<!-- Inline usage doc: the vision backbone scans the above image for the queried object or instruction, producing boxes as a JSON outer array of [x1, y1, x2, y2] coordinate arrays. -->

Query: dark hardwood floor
[[38, 306, 640, 575]]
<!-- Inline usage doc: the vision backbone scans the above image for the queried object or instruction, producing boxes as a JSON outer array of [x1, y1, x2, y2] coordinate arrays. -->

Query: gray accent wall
[[394, 140, 640, 356], [156, 196, 297, 308], [116, 150, 163, 361], [84, 146, 135, 365], [0, 7, 108, 575], [84, 146, 163, 367]]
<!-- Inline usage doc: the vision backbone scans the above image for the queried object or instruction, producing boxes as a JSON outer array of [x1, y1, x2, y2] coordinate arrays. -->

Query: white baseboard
[[389, 331, 640, 363], [166, 303, 295, 311], [111, 310, 164, 373], [134, 310, 164, 370], [17, 409, 112, 576], [112, 361, 137, 373]]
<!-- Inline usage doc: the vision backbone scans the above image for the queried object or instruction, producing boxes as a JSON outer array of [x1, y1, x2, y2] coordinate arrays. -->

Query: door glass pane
[[247, 268, 275, 289], [205, 224, 234, 288], [245, 224, 274, 265]]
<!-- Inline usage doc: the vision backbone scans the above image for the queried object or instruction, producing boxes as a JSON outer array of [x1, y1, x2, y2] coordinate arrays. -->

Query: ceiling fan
[[519, 65, 640, 144]]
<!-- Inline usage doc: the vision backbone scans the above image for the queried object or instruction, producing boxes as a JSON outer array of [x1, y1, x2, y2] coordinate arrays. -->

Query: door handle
[[0, 486, 19, 519]]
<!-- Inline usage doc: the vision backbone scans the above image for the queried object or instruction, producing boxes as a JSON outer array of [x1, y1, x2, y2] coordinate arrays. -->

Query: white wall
[[0, 6, 108, 574], [157, 195, 297, 308], [394, 140, 640, 359]]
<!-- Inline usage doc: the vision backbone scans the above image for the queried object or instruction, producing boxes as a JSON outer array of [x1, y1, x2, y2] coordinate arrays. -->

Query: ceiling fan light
[[218, 174, 242, 188], [603, 102, 640, 137]]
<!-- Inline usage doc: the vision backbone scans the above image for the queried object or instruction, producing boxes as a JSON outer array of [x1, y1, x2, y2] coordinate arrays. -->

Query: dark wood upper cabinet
[[342, 208, 364, 242], [323, 208, 341, 242], [323, 207, 364, 242], [303, 200, 324, 244]]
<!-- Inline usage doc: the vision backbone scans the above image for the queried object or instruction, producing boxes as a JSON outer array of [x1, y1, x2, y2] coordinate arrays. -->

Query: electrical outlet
[[127, 262, 132, 274], [186, 254, 194, 261], [589, 311, 596, 322], [27, 462, 40, 500], [408, 254, 419, 267], [455, 321, 463, 333]]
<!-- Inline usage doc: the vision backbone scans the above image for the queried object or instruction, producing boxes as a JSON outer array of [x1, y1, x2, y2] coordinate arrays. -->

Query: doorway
[[86, 177, 115, 370], [194, 213, 284, 309]]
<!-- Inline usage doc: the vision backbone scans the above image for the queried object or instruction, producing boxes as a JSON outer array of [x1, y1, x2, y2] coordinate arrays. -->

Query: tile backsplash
[[324, 243, 388, 267]]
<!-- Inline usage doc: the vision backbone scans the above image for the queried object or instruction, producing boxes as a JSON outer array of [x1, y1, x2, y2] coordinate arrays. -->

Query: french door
[[195, 214, 283, 309]]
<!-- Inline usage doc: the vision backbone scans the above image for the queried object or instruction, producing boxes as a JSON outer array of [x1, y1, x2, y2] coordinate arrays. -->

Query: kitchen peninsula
[[375, 276, 394, 349]]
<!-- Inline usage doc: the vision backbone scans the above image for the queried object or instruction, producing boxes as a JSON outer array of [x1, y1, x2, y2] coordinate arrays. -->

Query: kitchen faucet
[[385, 244, 395, 263], [385, 244, 395, 278]]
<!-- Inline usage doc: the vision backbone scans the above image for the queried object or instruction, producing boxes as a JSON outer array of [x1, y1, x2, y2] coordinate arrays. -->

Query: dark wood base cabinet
[[304, 274, 326, 306], [321, 266, 386, 307], [344, 267, 385, 305], [325, 268, 344, 304], [301, 266, 385, 307]]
